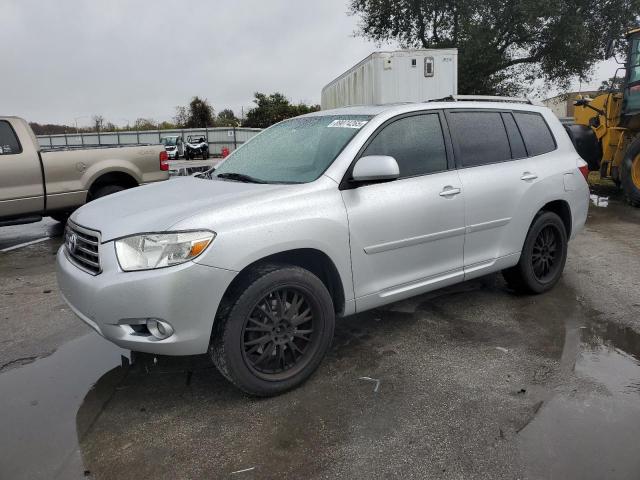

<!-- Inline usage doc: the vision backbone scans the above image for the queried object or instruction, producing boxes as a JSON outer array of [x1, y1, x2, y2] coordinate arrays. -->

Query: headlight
[[114, 231, 215, 271]]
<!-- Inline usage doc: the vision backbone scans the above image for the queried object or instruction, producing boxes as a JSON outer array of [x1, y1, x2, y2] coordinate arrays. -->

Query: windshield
[[626, 37, 640, 113], [161, 137, 177, 146], [213, 115, 372, 184], [630, 38, 640, 83]]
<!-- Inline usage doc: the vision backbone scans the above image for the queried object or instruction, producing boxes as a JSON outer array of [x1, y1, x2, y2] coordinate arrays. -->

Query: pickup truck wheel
[[90, 184, 126, 200], [210, 264, 335, 396], [502, 211, 568, 294]]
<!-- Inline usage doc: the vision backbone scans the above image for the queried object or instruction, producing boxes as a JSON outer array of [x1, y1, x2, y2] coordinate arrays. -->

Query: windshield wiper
[[216, 172, 267, 184]]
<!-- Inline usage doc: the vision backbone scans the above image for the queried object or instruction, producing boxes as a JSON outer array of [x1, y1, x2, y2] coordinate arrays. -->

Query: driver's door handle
[[439, 186, 461, 197], [521, 172, 538, 181]]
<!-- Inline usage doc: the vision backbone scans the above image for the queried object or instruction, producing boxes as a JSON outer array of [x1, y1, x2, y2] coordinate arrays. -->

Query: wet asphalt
[[1, 181, 639, 479]]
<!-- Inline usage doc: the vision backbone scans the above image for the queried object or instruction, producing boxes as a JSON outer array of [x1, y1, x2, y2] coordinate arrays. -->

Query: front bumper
[[56, 243, 237, 355]]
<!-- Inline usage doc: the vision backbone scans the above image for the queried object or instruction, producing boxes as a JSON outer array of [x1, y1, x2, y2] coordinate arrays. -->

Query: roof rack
[[428, 95, 534, 105]]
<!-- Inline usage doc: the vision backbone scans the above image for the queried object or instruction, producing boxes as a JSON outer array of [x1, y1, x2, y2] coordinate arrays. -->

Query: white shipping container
[[321, 49, 458, 109]]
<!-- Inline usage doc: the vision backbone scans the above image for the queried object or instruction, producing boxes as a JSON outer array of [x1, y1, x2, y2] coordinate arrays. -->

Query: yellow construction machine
[[566, 28, 640, 205]]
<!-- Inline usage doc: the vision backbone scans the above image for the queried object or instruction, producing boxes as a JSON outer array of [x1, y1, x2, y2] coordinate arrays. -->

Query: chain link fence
[[36, 127, 262, 155]]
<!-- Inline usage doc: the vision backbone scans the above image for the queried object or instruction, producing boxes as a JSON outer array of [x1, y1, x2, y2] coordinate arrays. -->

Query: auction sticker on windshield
[[327, 119, 368, 129]]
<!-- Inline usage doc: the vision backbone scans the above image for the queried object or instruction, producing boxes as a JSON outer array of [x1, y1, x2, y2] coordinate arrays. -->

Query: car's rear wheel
[[210, 264, 335, 396], [502, 211, 568, 294]]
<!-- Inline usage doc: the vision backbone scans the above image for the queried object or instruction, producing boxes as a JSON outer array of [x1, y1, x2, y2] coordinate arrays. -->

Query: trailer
[[321, 49, 458, 109]]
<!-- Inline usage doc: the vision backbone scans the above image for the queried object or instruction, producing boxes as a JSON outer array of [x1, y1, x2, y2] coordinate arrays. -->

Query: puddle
[[520, 315, 640, 479], [0, 333, 128, 479], [589, 193, 609, 208]]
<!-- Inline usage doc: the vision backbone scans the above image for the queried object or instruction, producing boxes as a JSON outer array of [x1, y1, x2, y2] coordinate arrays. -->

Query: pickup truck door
[[0, 119, 45, 218]]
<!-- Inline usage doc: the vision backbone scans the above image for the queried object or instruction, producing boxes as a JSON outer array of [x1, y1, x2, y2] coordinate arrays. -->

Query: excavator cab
[[622, 29, 640, 117]]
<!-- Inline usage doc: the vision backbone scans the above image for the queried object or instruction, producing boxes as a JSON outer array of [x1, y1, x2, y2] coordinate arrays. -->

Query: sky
[[1, 0, 619, 127]]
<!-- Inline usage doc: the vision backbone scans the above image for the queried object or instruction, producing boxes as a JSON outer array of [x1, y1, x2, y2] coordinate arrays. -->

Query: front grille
[[64, 222, 101, 275]]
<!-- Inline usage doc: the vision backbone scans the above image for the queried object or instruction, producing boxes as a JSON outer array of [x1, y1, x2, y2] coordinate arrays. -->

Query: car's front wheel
[[210, 264, 335, 396], [502, 211, 568, 294]]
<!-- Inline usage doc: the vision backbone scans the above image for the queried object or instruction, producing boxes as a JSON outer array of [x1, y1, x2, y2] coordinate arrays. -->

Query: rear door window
[[362, 113, 448, 178], [502, 113, 527, 159], [447, 111, 511, 167], [0, 121, 22, 155], [513, 112, 556, 156]]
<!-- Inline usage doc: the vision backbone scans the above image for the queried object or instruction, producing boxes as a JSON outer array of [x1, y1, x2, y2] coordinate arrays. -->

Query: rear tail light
[[577, 159, 589, 182], [159, 151, 169, 171]]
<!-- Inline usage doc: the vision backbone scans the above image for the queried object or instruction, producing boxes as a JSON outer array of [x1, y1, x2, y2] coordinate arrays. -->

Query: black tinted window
[[448, 111, 511, 167], [514, 112, 556, 156], [0, 121, 21, 155], [502, 113, 527, 159], [363, 114, 447, 177]]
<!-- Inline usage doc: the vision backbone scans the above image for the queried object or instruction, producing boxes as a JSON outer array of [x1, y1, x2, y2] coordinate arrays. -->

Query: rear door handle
[[439, 186, 461, 197], [521, 172, 538, 181]]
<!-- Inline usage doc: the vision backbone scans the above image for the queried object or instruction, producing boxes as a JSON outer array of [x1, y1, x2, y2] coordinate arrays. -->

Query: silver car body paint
[[57, 101, 589, 355]]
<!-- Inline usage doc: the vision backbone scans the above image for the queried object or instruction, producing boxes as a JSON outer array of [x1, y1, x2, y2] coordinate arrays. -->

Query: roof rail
[[428, 95, 534, 104]]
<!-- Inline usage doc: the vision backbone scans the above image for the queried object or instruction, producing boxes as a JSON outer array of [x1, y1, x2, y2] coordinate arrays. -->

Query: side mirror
[[605, 39, 617, 59], [351, 155, 400, 183]]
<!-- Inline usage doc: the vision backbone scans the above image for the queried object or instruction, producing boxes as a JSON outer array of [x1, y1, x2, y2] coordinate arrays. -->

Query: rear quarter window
[[0, 121, 22, 155], [447, 111, 511, 167], [513, 112, 556, 156]]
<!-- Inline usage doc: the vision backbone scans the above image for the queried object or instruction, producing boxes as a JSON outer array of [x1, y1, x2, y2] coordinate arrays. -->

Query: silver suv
[[57, 99, 589, 396]]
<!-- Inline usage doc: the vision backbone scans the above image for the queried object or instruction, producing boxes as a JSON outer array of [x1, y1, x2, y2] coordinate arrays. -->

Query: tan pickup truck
[[0, 116, 169, 226]]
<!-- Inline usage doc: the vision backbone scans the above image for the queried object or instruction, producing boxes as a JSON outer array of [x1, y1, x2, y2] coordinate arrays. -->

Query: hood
[[71, 177, 285, 241]]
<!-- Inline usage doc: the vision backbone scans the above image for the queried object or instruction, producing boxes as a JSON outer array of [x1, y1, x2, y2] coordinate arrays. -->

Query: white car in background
[[161, 135, 184, 160]]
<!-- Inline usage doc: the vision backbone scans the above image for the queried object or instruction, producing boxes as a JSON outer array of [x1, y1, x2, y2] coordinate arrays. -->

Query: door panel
[[342, 170, 465, 301], [457, 159, 535, 267], [0, 119, 44, 218], [445, 109, 538, 269]]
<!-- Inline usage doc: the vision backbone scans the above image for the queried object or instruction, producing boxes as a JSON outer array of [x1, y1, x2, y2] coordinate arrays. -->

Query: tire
[[202, 150, 207, 160], [50, 211, 70, 224], [90, 184, 126, 201], [620, 137, 640, 207], [502, 211, 568, 294], [210, 263, 335, 396]]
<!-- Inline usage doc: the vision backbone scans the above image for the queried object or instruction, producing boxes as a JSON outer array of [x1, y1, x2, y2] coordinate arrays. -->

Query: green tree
[[92, 115, 104, 133], [158, 120, 177, 130], [349, 0, 640, 95], [242, 92, 320, 128], [598, 76, 625, 92], [217, 108, 240, 127], [133, 118, 157, 130], [173, 106, 189, 127], [186, 96, 215, 128]]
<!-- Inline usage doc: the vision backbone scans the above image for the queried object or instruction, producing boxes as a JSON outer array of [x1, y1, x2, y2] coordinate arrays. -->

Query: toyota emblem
[[67, 232, 78, 253]]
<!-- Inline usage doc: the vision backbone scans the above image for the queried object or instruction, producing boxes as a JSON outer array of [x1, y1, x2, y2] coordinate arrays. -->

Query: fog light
[[147, 319, 174, 340]]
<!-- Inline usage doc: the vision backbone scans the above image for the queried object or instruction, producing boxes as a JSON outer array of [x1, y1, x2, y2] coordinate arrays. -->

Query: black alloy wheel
[[531, 225, 562, 282], [502, 211, 568, 294], [210, 264, 335, 396], [242, 287, 317, 379]]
